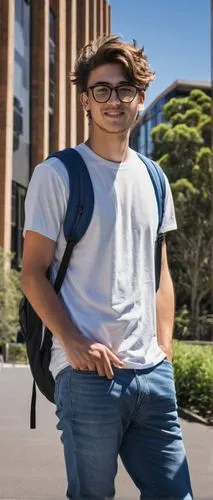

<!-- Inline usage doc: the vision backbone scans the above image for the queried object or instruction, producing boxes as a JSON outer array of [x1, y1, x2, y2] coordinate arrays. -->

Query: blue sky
[[110, 0, 211, 108]]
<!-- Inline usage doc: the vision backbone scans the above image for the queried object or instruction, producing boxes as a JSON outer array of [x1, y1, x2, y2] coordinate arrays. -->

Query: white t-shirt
[[23, 144, 177, 378]]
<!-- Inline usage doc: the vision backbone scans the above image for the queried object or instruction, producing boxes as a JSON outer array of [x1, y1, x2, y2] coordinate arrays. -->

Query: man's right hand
[[63, 333, 124, 379]]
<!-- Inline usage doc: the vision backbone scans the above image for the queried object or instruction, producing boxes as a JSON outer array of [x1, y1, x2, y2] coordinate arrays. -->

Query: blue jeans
[[54, 359, 193, 499]]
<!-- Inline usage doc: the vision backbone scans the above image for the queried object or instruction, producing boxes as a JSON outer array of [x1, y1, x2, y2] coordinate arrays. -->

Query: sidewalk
[[0, 365, 212, 499]]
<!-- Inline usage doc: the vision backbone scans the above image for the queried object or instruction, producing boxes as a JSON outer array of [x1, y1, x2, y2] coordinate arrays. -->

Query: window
[[13, 0, 31, 188], [49, 9, 56, 153], [147, 119, 153, 157], [11, 182, 26, 268], [151, 114, 157, 129], [139, 124, 147, 155], [13, 96, 23, 151], [12, 0, 31, 265], [15, 0, 24, 25]]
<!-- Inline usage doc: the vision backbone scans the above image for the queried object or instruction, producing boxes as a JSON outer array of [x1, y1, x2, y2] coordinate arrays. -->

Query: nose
[[108, 88, 120, 103]]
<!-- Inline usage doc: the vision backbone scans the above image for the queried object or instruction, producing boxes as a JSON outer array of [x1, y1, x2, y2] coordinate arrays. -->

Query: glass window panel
[[11, 183, 17, 226], [147, 119, 153, 157], [15, 0, 24, 25], [139, 124, 147, 155], [156, 110, 163, 124], [49, 112, 55, 154], [49, 9, 56, 40], [13, 0, 30, 188], [151, 115, 157, 128], [11, 183, 26, 267], [49, 9, 56, 152]]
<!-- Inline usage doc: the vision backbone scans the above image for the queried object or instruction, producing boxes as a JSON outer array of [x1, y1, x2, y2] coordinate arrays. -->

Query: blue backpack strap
[[47, 148, 94, 242], [137, 153, 166, 233]]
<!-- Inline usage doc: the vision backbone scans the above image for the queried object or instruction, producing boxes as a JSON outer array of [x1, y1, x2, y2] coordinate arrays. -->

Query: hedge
[[173, 340, 213, 420], [6, 343, 28, 364]]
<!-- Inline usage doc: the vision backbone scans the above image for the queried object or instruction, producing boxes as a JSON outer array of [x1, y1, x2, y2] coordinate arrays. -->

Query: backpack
[[18, 148, 166, 428]]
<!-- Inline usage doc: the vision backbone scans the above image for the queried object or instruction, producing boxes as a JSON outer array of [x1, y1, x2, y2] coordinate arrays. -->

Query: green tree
[[0, 248, 22, 344], [152, 90, 213, 339]]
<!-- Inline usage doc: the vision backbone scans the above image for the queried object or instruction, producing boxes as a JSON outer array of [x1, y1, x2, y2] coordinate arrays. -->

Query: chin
[[102, 123, 130, 134]]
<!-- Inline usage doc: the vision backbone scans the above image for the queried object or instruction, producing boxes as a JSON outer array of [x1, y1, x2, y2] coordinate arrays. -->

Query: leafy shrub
[[0, 248, 22, 343], [174, 305, 190, 339], [6, 343, 28, 364], [173, 340, 213, 420]]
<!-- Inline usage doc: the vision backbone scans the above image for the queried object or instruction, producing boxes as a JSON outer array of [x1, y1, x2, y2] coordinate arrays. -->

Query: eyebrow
[[89, 80, 131, 86]]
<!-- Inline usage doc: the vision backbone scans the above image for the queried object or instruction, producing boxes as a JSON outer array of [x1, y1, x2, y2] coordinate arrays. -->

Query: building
[[0, 0, 111, 266], [130, 79, 211, 157]]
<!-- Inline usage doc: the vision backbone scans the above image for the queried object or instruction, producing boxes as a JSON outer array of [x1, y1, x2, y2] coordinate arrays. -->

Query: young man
[[22, 35, 193, 499]]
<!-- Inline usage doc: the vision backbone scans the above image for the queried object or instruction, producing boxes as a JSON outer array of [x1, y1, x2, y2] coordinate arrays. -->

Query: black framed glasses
[[87, 83, 142, 103]]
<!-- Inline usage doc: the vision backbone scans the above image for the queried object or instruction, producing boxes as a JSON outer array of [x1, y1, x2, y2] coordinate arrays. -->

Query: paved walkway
[[0, 365, 212, 499]]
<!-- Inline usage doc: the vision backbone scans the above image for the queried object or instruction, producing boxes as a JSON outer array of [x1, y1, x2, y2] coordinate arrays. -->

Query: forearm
[[156, 268, 175, 356], [21, 272, 81, 349]]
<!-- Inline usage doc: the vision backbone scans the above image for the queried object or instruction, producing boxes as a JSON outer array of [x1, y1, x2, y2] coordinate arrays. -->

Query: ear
[[138, 90, 145, 112], [138, 102, 145, 112], [80, 91, 90, 113]]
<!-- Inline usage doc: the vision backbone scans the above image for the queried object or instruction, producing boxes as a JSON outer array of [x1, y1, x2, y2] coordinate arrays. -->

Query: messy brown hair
[[71, 34, 155, 92]]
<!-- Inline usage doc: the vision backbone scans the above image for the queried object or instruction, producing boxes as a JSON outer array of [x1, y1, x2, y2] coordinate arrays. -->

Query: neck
[[86, 124, 130, 163]]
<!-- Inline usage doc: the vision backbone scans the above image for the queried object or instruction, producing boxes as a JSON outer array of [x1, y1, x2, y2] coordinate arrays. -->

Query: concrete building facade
[[0, 0, 111, 266]]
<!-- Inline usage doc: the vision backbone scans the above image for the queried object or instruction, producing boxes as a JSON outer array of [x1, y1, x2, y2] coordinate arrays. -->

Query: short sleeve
[[23, 158, 69, 241], [159, 175, 177, 233]]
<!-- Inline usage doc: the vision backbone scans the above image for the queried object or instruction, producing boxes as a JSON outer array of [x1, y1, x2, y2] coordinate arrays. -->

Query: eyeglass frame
[[87, 82, 144, 103]]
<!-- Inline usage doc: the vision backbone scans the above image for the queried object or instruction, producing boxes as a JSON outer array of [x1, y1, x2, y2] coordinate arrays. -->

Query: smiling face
[[80, 63, 145, 136]]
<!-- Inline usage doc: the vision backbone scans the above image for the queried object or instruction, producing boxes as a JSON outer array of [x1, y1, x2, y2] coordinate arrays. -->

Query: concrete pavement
[[0, 365, 212, 499]]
